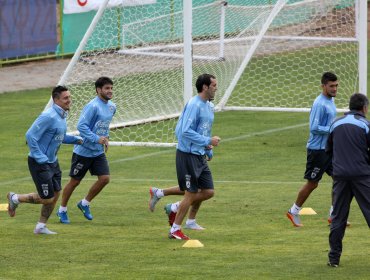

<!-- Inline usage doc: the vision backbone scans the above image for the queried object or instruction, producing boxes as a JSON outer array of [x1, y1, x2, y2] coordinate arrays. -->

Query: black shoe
[[327, 261, 339, 268]]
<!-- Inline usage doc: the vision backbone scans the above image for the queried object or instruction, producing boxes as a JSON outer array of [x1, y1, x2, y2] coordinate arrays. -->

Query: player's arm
[[63, 134, 83, 145], [310, 105, 330, 135], [25, 114, 50, 164], [179, 105, 212, 146], [77, 105, 101, 143]]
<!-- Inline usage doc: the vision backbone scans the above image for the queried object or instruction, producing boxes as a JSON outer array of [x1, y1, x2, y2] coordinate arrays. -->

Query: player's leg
[[169, 191, 194, 240], [149, 185, 184, 212], [287, 149, 327, 227], [183, 165, 214, 230], [185, 201, 205, 230], [7, 157, 55, 217], [57, 153, 88, 223], [77, 154, 110, 221]]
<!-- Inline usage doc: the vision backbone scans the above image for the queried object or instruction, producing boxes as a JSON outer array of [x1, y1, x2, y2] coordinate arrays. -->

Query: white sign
[[64, 0, 157, 14]]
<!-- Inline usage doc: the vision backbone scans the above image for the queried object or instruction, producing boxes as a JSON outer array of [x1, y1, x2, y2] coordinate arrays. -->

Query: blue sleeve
[[63, 135, 83, 145], [310, 103, 330, 135], [25, 114, 50, 164], [205, 149, 213, 160], [77, 104, 100, 143]]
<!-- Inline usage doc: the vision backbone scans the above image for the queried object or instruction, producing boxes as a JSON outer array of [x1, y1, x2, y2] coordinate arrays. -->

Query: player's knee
[[41, 197, 55, 204], [99, 175, 110, 185], [203, 189, 214, 200]]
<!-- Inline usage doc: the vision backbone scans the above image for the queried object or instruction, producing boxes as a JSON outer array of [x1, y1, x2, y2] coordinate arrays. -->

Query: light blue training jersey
[[26, 104, 82, 164], [175, 95, 214, 155], [306, 93, 336, 150], [74, 96, 116, 157]]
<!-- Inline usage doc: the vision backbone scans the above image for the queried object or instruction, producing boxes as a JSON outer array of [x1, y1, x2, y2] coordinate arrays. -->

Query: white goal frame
[[49, 0, 367, 147]]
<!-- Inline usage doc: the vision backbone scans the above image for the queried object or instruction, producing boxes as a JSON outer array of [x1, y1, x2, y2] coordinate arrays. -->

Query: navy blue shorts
[[69, 153, 110, 180], [28, 157, 62, 199], [304, 149, 332, 182], [176, 149, 214, 193]]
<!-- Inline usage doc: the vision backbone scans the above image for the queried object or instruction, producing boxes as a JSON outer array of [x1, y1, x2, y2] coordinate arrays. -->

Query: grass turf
[[0, 89, 369, 279]]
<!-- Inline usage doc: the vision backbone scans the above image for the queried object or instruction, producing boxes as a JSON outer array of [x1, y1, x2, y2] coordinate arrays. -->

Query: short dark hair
[[95, 76, 113, 90], [195, 74, 216, 93], [321, 72, 338, 85], [349, 93, 368, 111], [52, 85, 68, 100]]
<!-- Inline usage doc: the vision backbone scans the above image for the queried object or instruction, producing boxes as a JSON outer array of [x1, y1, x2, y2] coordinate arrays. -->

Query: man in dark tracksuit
[[326, 93, 370, 267]]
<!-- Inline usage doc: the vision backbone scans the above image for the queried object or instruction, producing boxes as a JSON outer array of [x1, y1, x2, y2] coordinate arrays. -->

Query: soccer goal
[[50, 0, 367, 147]]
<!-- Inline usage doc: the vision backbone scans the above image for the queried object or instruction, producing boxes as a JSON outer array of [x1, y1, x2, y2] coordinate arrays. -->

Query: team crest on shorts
[[185, 175, 191, 189], [311, 167, 320, 179], [41, 184, 49, 197], [73, 163, 84, 175]]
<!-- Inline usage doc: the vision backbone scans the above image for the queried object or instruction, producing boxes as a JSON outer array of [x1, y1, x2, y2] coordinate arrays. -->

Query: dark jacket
[[326, 111, 370, 179]]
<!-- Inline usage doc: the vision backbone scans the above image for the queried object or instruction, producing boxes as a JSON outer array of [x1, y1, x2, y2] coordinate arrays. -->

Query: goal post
[[49, 0, 366, 147]]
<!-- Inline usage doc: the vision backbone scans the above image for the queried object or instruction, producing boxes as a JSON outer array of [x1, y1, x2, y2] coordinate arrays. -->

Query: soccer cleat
[[327, 261, 339, 268], [286, 210, 303, 227], [7, 192, 18, 217], [168, 230, 190, 240], [77, 201, 93, 220], [184, 221, 205, 230], [149, 187, 161, 212], [328, 217, 351, 227], [34, 227, 57, 235], [164, 203, 176, 226], [57, 211, 70, 224]]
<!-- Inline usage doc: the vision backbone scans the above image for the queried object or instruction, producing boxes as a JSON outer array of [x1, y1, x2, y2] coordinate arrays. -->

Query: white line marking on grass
[[222, 123, 307, 143], [0, 122, 307, 186]]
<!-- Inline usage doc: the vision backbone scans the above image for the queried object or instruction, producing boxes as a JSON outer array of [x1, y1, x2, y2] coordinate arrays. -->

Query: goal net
[[52, 0, 366, 147]]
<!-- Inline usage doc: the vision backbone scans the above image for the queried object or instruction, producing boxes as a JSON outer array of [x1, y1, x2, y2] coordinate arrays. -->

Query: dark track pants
[[329, 178, 370, 264]]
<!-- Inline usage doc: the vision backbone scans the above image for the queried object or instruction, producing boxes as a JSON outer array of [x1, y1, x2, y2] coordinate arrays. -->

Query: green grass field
[[1, 86, 370, 279]]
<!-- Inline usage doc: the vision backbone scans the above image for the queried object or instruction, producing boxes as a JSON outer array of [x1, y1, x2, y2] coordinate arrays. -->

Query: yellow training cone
[[299, 207, 317, 215], [0, 204, 8, 211], [182, 239, 204, 248]]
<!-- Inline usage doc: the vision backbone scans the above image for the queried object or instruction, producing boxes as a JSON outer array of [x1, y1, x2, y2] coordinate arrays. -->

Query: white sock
[[35, 222, 46, 230], [171, 201, 180, 213], [156, 189, 164, 198], [170, 223, 181, 233], [290, 203, 301, 215], [329, 205, 334, 216], [186, 219, 195, 225], [81, 198, 90, 206], [59, 206, 67, 212], [11, 194, 19, 204]]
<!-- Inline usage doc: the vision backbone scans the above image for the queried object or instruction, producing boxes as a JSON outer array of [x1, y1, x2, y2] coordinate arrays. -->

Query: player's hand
[[98, 136, 109, 152], [210, 136, 221, 146], [76, 136, 84, 145]]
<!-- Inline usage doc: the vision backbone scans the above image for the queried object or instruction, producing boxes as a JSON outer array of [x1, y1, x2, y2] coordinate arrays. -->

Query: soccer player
[[286, 72, 339, 227], [56, 77, 116, 224], [168, 73, 221, 240], [6, 86, 83, 234], [149, 148, 214, 230], [326, 93, 370, 267]]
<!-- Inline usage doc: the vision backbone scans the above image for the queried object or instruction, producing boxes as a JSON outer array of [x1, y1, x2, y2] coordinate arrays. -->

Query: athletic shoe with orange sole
[[286, 210, 303, 227]]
